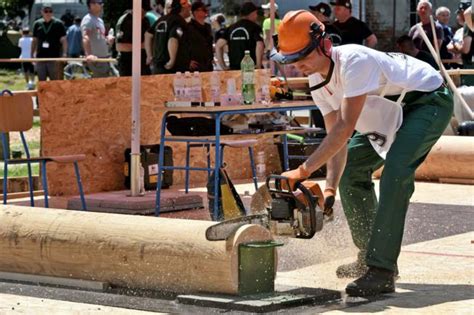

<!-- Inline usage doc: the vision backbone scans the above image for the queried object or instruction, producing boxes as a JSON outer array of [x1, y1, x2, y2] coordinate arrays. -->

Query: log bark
[[0, 205, 273, 294]]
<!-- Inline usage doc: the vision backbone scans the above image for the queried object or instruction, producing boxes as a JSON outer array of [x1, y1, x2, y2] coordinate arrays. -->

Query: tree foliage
[[0, 0, 34, 11]]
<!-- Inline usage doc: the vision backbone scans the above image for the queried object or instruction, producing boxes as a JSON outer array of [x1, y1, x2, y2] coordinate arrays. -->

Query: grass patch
[[0, 163, 39, 177], [9, 141, 40, 156], [0, 68, 27, 91]]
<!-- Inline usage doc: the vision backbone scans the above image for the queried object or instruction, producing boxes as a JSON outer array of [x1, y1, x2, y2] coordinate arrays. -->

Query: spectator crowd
[[13, 0, 474, 89]]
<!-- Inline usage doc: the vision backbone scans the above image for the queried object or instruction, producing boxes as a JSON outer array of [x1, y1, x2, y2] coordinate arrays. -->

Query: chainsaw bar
[[205, 214, 269, 241]]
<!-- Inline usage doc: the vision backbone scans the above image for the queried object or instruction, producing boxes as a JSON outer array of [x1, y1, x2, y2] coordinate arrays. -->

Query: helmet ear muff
[[309, 22, 331, 56], [321, 37, 333, 56]]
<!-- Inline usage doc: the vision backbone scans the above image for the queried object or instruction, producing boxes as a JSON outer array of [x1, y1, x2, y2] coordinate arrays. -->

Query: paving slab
[[276, 232, 474, 314], [177, 287, 341, 313]]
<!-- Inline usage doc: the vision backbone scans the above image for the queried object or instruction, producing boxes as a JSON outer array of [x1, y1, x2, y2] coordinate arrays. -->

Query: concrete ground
[[1, 179, 473, 314]]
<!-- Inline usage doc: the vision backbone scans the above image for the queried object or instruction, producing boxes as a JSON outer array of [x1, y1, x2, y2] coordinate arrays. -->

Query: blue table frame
[[155, 101, 318, 219]]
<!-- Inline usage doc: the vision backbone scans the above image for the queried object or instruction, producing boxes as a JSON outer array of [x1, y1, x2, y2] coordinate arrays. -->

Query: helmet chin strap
[[309, 53, 334, 92]]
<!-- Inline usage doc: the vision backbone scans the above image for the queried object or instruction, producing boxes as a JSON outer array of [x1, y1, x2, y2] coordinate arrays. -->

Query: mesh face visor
[[270, 38, 320, 64]]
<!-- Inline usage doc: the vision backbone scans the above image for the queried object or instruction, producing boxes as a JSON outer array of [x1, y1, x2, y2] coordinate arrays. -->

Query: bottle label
[[242, 72, 254, 84]]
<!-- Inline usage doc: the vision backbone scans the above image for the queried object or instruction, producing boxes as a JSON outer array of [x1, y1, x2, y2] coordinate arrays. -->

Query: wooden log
[[0, 205, 273, 294], [374, 136, 474, 181], [414, 136, 474, 181]]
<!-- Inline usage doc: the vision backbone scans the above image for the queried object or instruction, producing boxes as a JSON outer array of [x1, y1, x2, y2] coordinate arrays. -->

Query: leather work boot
[[336, 260, 368, 278], [345, 266, 395, 297]]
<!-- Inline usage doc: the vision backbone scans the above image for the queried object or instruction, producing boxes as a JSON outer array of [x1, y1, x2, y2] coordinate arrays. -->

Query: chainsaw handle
[[266, 174, 309, 197], [266, 174, 296, 195]]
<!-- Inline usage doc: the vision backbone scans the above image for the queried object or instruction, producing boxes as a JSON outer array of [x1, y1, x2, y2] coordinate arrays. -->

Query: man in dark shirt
[[309, 2, 342, 46], [188, 1, 213, 72], [408, 1, 443, 54], [330, 0, 377, 47], [31, 3, 67, 81], [216, 2, 264, 70], [115, 1, 151, 76], [145, 0, 196, 74], [396, 35, 439, 70]]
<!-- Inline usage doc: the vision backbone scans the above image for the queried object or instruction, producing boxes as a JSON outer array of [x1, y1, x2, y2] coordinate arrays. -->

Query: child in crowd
[[18, 28, 35, 90]]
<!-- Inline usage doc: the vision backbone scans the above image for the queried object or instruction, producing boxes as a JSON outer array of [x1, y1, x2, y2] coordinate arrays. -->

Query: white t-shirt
[[18, 37, 33, 59], [309, 44, 443, 157]]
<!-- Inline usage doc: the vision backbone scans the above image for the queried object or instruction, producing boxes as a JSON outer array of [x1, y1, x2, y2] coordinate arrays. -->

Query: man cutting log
[[271, 10, 453, 297]]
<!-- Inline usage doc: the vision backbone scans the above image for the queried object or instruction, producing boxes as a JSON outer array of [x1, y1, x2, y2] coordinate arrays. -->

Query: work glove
[[281, 164, 311, 191], [323, 187, 336, 221]]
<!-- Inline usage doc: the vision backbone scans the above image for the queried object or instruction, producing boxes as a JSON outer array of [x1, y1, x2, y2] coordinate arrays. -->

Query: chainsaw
[[205, 175, 328, 241]]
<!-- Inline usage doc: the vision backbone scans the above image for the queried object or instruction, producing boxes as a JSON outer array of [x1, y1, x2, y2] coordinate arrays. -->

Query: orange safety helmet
[[271, 10, 330, 64]]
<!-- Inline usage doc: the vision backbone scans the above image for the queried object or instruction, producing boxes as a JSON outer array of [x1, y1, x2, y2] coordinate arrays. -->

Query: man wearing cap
[[115, 1, 152, 76], [262, 2, 281, 57], [309, 2, 342, 46], [31, 3, 67, 81], [331, 0, 377, 48], [188, 1, 213, 72], [145, 0, 196, 74], [271, 10, 452, 297], [81, 0, 115, 78], [216, 1, 264, 70]]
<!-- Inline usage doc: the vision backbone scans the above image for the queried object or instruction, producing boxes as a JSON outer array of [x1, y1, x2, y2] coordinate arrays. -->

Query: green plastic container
[[238, 240, 283, 296]]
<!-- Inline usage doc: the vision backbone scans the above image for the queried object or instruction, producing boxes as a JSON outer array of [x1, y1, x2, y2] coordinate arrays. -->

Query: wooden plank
[[12, 90, 38, 97], [446, 69, 474, 76], [6, 191, 44, 201], [0, 272, 109, 291]]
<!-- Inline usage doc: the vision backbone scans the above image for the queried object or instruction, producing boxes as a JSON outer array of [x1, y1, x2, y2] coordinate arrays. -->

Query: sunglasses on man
[[43, 9, 53, 13]]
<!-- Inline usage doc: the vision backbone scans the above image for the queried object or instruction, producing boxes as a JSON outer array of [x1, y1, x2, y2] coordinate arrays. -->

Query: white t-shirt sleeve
[[341, 52, 381, 98], [312, 93, 334, 116]]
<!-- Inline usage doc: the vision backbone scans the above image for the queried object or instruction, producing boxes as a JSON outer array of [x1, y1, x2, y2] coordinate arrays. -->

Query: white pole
[[269, 0, 275, 72], [269, 0, 275, 50], [130, 0, 142, 196], [429, 16, 441, 69]]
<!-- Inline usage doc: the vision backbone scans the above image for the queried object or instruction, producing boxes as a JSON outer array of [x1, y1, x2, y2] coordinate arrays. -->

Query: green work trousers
[[339, 87, 453, 271]]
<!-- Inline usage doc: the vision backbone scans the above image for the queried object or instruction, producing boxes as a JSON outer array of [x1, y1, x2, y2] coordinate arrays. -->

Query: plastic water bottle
[[184, 71, 192, 101], [210, 70, 220, 103], [242, 190, 252, 214], [192, 72, 202, 102], [260, 68, 271, 104], [173, 72, 184, 101], [256, 150, 266, 180], [241, 50, 255, 105]]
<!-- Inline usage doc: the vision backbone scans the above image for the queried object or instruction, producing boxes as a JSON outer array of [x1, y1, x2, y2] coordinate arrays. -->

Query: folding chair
[[0, 90, 86, 210]]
